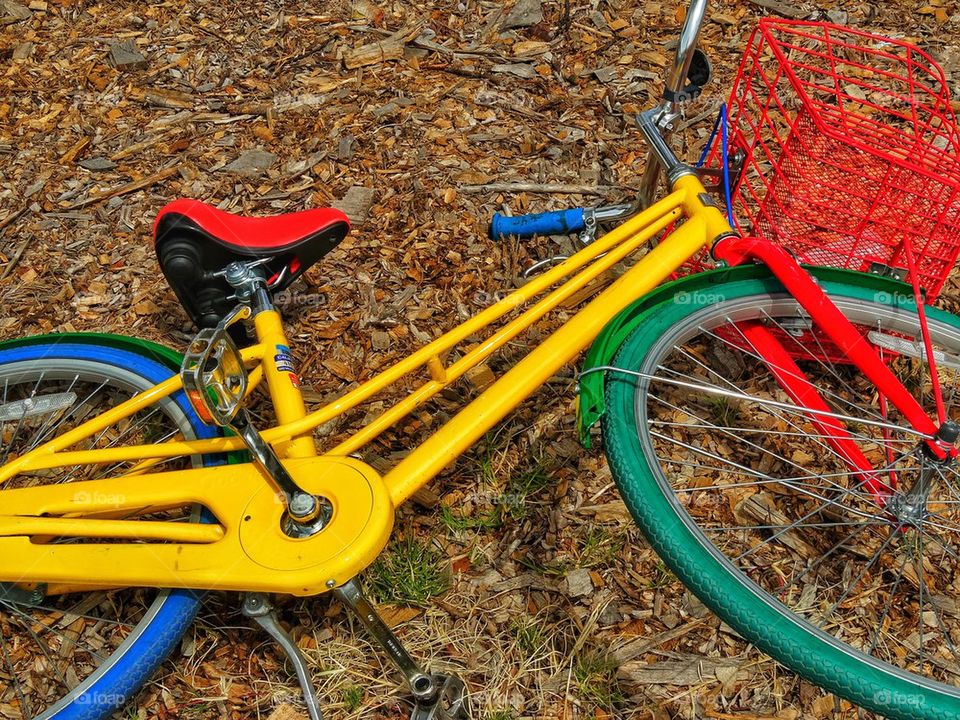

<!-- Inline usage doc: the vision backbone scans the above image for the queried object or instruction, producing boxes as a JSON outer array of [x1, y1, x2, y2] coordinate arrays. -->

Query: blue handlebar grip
[[489, 208, 586, 240]]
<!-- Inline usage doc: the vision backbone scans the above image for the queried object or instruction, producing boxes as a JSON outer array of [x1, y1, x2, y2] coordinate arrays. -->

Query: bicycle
[[3, 2, 960, 719]]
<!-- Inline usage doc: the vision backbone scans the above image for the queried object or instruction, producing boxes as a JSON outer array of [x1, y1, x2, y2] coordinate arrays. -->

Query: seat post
[[223, 261, 318, 459], [251, 309, 317, 458]]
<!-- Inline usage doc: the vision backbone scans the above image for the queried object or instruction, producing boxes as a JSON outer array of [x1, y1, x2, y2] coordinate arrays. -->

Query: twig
[[433, 77, 469, 102], [610, 622, 705, 663], [362, 24, 511, 59], [343, 19, 426, 69], [411, 36, 509, 60], [420, 64, 489, 79], [458, 183, 618, 196], [67, 165, 178, 210], [747, 0, 809, 19], [0, 205, 32, 280], [0, 205, 28, 237], [571, 21, 613, 39], [110, 128, 180, 161], [0, 237, 33, 281]]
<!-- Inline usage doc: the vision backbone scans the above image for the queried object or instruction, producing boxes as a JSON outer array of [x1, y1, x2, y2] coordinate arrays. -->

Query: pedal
[[334, 580, 471, 719], [242, 593, 324, 720], [180, 305, 251, 426], [411, 674, 470, 720]]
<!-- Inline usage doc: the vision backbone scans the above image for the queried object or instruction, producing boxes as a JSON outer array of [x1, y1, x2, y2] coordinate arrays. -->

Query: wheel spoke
[[8, 607, 71, 691], [618, 288, 960, 692], [0, 620, 32, 719], [0, 354, 204, 715], [0, 370, 46, 466], [0, 601, 109, 664]]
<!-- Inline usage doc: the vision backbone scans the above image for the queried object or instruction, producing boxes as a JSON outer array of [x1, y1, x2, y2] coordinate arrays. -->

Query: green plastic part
[[576, 265, 920, 448]]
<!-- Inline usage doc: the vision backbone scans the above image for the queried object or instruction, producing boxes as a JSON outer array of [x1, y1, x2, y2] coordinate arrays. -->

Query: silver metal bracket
[[206, 258, 281, 313], [578, 208, 598, 245], [411, 674, 470, 720], [867, 261, 909, 283], [697, 192, 720, 209], [0, 582, 45, 606], [694, 148, 746, 194], [578, 203, 638, 245], [521, 256, 570, 279], [652, 105, 682, 133], [241, 593, 324, 720]]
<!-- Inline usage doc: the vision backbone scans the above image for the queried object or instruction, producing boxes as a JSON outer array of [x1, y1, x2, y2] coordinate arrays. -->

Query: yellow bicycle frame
[[0, 176, 731, 596]]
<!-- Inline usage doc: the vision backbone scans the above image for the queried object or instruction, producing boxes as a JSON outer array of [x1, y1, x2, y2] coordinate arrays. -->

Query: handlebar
[[664, 0, 709, 105], [489, 208, 585, 240], [490, 1, 712, 237]]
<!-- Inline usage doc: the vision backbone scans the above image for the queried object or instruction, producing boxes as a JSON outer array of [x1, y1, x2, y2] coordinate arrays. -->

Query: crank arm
[[334, 580, 436, 701], [335, 580, 470, 718]]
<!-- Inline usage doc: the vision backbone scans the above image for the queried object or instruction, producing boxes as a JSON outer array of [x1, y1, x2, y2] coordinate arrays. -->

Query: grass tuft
[[573, 651, 624, 710], [368, 534, 449, 606], [645, 557, 677, 589], [511, 616, 547, 658], [707, 395, 740, 426], [442, 452, 551, 534], [440, 503, 504, 532], [575, 525, 621, 568], [341, 684, 364, 712]]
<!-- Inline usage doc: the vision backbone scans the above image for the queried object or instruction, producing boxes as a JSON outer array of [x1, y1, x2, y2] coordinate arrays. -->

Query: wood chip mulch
[[3, 0, 960, 718]]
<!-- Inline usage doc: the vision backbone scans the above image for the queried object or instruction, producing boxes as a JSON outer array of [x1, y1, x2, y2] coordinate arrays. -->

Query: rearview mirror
[[687, 48, 712, 90]]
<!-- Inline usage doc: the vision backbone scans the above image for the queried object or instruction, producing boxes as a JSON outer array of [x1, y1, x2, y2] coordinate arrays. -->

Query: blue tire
[[0, 340, 220, 720]]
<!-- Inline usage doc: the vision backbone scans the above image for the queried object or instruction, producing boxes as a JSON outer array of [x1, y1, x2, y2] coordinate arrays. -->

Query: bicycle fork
[[713, 235, 959, 505]]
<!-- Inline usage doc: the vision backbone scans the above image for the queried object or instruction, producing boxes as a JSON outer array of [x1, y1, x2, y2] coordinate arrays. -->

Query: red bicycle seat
[[154, 199, 349, 255], [154, 199, 350, 330]]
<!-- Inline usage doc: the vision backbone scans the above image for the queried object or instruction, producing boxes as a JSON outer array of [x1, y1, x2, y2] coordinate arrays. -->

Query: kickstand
[[242, 593, 323, 720], [334, 579, 470, 719]]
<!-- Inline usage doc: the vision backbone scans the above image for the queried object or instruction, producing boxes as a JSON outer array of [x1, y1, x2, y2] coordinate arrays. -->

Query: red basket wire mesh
[[708, 19, 960, 300]]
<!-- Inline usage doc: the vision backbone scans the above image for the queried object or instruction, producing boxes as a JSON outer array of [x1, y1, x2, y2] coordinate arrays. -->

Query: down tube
[[384, 215, 709, 506]]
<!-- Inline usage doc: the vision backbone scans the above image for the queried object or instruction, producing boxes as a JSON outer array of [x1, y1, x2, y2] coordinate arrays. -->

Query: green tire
[[602, 271, 960, 720]]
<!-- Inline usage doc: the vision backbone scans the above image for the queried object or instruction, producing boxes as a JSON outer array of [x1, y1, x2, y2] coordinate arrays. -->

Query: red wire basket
[[709, 19, 960, 300]]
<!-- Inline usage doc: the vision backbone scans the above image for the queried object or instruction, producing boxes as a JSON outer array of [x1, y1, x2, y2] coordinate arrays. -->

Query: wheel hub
[[889, 425, 959, 527]]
